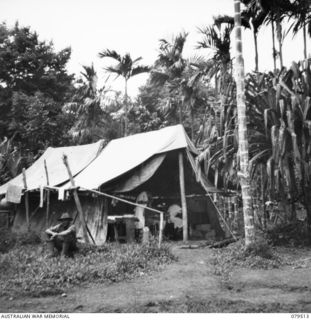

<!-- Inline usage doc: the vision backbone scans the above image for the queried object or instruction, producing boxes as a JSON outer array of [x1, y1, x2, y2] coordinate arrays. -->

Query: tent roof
[[62, 124, 198, 191], [0, 140, 103, 195]]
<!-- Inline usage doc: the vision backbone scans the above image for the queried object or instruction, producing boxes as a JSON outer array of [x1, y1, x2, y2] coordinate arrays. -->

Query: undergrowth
[[0, 229, 42, 253], [211, 239, 282, 278], [0, 237, 176, 298]]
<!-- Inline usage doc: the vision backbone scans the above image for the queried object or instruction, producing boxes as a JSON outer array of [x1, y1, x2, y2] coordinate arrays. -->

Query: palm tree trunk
[[233, 0, 255, 248], [215, 74, 218, 96], [124, 78, 128, 136], [261, 164, 267, 229], [271, 21, 277, 73], [179, 101, 183, 124], [303, 23, 307, 60], [276, 11, 283, 69], [250, 19, 258, 72], [253, 31, 258, 72]]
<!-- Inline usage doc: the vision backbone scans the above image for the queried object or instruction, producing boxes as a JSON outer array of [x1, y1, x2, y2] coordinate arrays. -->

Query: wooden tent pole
[[62, 154, 94, 245], [178, 151, 188, 242], [159, 211, 164, 248], [44, 159, 50, 228], [22, 168, 30, 230], [102, 197, 108, 244]]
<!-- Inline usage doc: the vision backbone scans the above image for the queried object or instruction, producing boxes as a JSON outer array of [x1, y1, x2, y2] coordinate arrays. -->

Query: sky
[[2, 0, 310, 97]]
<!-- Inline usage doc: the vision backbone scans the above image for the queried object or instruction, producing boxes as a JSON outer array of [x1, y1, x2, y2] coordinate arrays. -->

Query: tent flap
[[110, 154, 166, 193]]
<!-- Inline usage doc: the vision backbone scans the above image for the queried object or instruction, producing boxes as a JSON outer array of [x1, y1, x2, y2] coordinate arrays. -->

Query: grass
[[0, 233, 176, 298]]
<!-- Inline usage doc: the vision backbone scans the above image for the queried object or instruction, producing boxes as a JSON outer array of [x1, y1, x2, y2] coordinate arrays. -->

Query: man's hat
[[58, 212, 73, 221]]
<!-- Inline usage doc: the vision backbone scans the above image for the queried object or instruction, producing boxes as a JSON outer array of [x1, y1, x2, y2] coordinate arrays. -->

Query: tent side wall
[[12, 193, 106, 245]]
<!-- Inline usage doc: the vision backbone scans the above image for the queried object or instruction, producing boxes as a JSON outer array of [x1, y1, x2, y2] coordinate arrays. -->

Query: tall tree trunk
[[271, 21, 277, 73], [253, 31, 258, 72], [261, 164, 267, 229], [179, 101, 183, 125], [250, 18, 258, 72], [276, 11, 283, 69], [215, 74, 218, 96], [303, 23, 307, 60], [233, 0, 255, 248], [124, 78, 128, 136]]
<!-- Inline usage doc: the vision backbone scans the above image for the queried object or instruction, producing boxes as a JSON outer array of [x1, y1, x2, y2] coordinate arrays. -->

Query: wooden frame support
[[62, 154, 95, 245], [178, 151, 188, 242], [22, 168, 30, 230]]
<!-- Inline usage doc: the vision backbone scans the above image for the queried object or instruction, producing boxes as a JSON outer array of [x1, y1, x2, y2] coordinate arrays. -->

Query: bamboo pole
[[44, 160, 50, 228], [22, 168, 30, 230], [62, 154, 94, 245], [178, 151, 188, 242]]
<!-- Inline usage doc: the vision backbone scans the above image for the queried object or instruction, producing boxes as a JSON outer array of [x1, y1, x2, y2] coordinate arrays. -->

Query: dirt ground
[[1, 244, 311, 313]]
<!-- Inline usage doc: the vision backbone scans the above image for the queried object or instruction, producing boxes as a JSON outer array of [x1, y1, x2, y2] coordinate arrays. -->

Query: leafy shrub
[[0, 240, 176, 298], [243, 239, 273, 259], [266, 221, 310, 246], [212, 240, 281, 276], [0, 229, 16, 253], [0, 230, 42, 253]]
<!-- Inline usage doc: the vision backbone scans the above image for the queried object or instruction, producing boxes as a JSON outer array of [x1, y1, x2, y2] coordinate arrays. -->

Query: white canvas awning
[[0, 140, 104, 195]]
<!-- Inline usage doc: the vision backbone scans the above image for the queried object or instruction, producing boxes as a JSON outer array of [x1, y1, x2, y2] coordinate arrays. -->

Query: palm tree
[[98, 50, 150, 136], [197, 22, 233, 87], [213, 13, 265, 72], [151, 32, 188, 124], [239, 2, 267, 71], [233, 0, 256, 248], [197, 22, 234, 138], [289, 0, 311, 59], [65, 64, 109, 144], [260, 0, 294, 70]]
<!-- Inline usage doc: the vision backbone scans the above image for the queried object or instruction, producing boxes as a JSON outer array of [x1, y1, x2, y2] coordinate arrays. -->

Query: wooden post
[[178, 151, 188, 242], [44, 160, 50, 228], [22, 168, 30, 230], [102, 197, 108, 243], [62, 154, 94, 245], [158, 211, 163, 248]]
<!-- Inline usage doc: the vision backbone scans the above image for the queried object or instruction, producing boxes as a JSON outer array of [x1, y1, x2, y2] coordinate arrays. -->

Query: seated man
[[45, 212, 77, 258], [164, 204, 183, 240]]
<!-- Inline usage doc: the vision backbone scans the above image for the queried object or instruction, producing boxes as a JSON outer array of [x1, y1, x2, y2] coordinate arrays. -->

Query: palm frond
[[131, 65, 150, 77], [98, 49, 122, 62]]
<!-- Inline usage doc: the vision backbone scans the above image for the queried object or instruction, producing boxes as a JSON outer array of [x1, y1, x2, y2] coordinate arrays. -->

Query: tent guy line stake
[[81, 188, 164, 248]]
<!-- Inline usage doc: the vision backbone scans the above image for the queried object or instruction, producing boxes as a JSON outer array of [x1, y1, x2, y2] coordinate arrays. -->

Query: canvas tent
[[0, 140, 104, 195], [0, 125, 225, 243]]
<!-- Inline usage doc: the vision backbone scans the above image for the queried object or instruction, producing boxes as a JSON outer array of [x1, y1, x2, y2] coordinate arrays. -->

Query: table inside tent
[[107, 215, 139, 243]]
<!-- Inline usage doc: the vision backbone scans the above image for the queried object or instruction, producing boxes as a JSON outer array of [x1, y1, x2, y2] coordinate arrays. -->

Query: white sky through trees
[[2, 0, 310, 96]]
